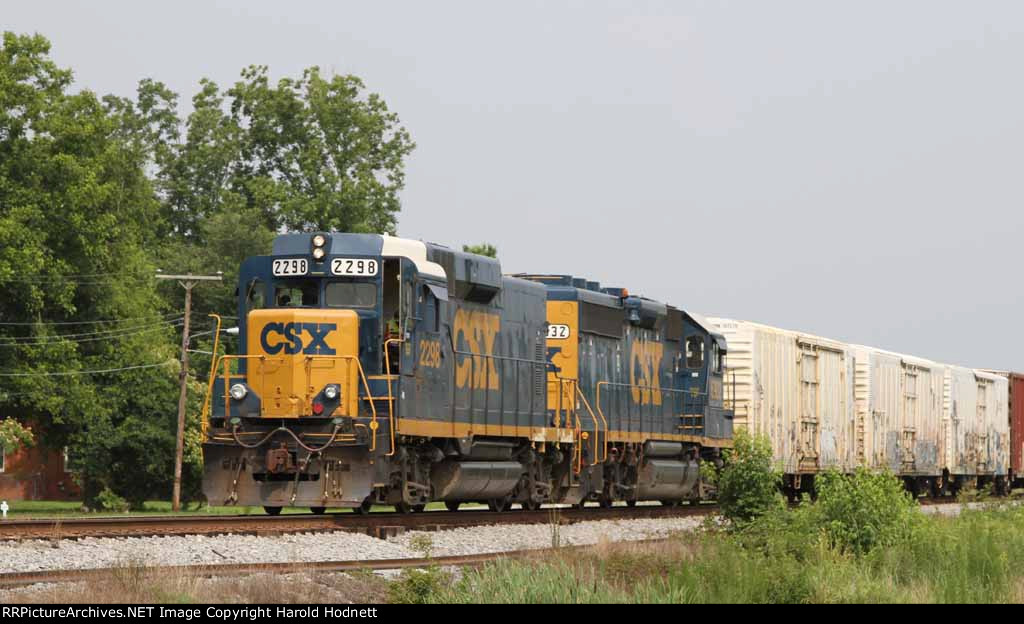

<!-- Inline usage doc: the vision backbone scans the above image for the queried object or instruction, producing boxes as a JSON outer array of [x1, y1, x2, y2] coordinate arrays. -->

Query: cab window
[[685, 335, 704, 369], [245, 278, 265, 310], [275, 280, 319, 307], [712, 343, 723, 373], [326, 282, 377, 308]]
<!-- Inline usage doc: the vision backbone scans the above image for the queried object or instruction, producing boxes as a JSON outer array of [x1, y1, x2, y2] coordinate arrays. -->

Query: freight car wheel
[[445, 501, 461, 512], [660, 500, 680, 508], [263, 506, 282, 516], [412, 504, 426, 513], [487, 498, 508, 512], [522, 500, 541, 511], [310, 507, 327, 515], [625, 499, 637, 508], [598, 496, 613, 509]]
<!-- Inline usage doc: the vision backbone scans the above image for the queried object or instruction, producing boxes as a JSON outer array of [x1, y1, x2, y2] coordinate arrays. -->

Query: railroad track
[[0, 537, 672, 589], [0, 504, 714, 541]]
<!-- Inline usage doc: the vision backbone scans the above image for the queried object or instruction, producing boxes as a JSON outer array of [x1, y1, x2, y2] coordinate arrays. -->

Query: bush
[[716, 430, 784, 528], [812, 468, 919, 555], [95, 487, 131, 513]]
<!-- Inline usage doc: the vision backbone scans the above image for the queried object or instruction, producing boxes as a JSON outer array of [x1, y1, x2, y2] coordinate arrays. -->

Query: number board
[[272, 258, 309, 277], [331, 258, 379, 277], [547, 324, 570, 339]]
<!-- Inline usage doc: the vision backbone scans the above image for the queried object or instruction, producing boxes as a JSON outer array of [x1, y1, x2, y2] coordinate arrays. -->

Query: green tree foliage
[[0, 419, 33, 454], [716, 429, 784, 527], [0, 32, 181, 508], [0, 32, 416, 509], [462, 243, 497, 258]]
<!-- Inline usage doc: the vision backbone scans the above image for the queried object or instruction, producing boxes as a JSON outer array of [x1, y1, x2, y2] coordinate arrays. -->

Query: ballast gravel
[[0, 516, 703, 574]]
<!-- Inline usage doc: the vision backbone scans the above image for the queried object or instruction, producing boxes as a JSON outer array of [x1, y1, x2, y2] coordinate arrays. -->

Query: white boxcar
[[851, 346, 944, 479], [943, 367, 1009, 481], [709, 318, 857, 482]]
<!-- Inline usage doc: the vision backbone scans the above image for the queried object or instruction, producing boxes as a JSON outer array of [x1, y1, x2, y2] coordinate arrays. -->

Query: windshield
[[274, 280, 319, 307], [326, 282, 377, 308]]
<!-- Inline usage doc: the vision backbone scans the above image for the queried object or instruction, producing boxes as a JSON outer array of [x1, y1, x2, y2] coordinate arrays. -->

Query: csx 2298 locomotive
[[201, 232, 733, 514]]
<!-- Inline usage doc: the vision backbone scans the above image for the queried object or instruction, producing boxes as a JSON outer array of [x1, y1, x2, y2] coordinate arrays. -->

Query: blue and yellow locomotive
[[201, 232, 732, 513]]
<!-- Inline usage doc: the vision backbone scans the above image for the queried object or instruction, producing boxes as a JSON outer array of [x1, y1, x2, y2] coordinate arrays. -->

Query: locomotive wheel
[[445, 501, 461, 512], [354, 499, 373, 515], [309, 506, 327, 515], [263, 506, 282, 516], [487, 498, 508, 512]]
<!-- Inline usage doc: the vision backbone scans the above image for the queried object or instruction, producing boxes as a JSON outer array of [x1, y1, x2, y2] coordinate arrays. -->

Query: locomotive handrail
[[210, 354, 270, 421], [595, 381, 710, 439], [575, 385, 607, 464], [550, 377, 584, 474], [200, 313, 223, 438], [451, 348, 549, 438], [381, 338, 402, 456], [303, 354, 379, 452]]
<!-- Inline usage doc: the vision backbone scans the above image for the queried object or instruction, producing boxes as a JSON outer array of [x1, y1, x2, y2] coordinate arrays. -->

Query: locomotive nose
[[245, 308, 360, 418]]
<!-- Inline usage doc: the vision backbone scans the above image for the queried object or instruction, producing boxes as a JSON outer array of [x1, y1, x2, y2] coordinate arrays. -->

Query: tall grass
[[419, 505, 1024, 603]]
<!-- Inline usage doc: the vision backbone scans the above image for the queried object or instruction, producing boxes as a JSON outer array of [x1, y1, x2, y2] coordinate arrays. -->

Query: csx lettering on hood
[[259, 322, 337, 355]]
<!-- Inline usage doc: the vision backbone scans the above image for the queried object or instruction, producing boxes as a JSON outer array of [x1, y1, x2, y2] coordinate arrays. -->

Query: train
[[200, 232, 1023, 513], [200, 232, 732, 514]]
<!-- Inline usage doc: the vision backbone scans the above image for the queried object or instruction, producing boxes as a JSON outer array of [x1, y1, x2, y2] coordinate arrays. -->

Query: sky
[[5, 0, 1023, 369]]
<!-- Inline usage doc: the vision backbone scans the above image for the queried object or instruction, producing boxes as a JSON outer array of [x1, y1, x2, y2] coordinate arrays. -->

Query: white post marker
[[0, 500, 8, 519]]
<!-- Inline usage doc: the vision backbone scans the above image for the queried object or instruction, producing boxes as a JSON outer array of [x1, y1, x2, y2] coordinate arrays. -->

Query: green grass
[[1, 499, 455, 519], [399, 503, 1024, 604]]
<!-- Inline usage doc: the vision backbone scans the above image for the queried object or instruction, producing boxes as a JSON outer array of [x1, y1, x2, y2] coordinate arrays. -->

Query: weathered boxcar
[[851, 346, 945, 493], [943, 367, 1010, 491], [707, 318, 856, 496]]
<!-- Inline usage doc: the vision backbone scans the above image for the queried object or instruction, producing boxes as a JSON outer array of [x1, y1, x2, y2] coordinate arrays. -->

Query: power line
[[0, 319, 184, 344], [0, 322, 183, 348], [0, 313, 183, 326], [0, 362, 175, 378]]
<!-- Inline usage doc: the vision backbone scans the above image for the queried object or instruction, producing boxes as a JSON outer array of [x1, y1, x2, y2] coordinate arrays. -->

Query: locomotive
[[201, 232, 733, 514]]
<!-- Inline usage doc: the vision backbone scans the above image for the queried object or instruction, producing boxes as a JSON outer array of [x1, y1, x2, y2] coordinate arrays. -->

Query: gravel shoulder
[[0, 515, 703, 575]]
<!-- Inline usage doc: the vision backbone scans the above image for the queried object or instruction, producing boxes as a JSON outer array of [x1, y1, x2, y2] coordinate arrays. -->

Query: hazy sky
[[5, 1, 1023, 369]]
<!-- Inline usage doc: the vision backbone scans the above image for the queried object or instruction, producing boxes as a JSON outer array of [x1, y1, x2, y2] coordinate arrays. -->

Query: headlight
[[229, 383, 248, 401], [324, 385, 339, 400], [312, 247, 326, 260], [312, 234, 326, 248]]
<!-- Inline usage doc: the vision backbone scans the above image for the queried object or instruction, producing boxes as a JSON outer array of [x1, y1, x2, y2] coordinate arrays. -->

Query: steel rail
[[0, 538, 676, 589], [0, 504, 715, 542]]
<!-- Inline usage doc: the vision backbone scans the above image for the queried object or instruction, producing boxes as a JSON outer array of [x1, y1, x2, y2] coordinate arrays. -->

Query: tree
[[160, 66, 415, 239], [0, 32, 180, 509], [462, 243, 498, 258]]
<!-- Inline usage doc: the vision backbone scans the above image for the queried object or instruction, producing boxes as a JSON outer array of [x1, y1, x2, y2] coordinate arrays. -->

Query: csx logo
[[630, 341, 664, 405], [259, 322, 337, 355], [454, 309, 500, 390]]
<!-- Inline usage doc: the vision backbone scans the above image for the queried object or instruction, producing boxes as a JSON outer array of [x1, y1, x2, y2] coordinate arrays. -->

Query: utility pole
[[156, 271, 222, 512]]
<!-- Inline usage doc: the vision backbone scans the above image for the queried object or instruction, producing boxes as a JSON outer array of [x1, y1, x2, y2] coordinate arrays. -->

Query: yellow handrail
[[304, 354, 379, 452], [200, 313, 223, 438], [382, 338, 402, 456], [575, 385, 606, 465], [216, 354, 272, 419]]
